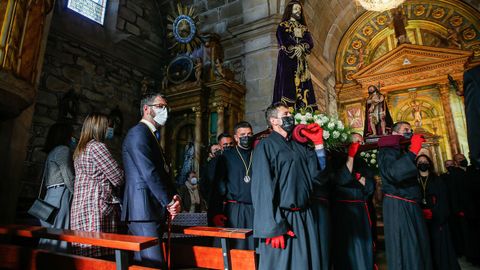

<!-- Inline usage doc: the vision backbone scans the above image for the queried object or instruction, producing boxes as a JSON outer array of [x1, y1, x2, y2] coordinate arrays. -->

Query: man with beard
[[378, 121, 432, 270], [251, 102, 328, 270], [212, 121, 256, 250], [272, 0, 316, 111]]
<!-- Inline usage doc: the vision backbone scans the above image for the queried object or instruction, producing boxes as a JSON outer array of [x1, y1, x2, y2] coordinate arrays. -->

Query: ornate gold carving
[[414, 5, 426, 16], [346, 55, 357, 65], [363, 25, 374, 36], [462, 28, 476, 41], [376, 15, 387, 25], [432, 8, 446, 19], [352, 40, 363, 50], [449, 15, 463, 27]]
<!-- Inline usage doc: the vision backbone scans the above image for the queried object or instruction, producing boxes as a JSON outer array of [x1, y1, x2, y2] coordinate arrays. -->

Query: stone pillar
[[215, 102, 225, 138], [192, 106, 202, 171], [438, 83, 460, 155]]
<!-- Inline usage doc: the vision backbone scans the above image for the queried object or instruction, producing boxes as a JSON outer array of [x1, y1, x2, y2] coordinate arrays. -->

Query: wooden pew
[[0, 225, 157, 270], [0, 225, 257, 270]]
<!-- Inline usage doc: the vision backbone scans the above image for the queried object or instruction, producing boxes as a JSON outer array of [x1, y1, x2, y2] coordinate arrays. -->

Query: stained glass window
[[67, 0, 107, 25]]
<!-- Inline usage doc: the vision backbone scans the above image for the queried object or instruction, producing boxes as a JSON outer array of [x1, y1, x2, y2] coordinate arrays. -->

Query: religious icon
[[391, 6, 410, 45], [272, 0, 317, 111], [363, 85, 393, 137]]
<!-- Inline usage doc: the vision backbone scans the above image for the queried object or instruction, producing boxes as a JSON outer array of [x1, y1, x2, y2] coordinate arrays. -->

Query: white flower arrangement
[[294, 110, 353, 149], [361, 149, 379, 169]]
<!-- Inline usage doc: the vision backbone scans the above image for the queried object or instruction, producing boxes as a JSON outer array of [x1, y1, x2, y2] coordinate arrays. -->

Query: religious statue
[[356, 47, 370, 71], [272, 0, 316, 111], [410, 99, 422, 127], [194, 58, 203, 85], [363, 85, 393, 137], [161, 66, 169, 90], [391, 6, 410, 45], [214, 58, 225, 79]]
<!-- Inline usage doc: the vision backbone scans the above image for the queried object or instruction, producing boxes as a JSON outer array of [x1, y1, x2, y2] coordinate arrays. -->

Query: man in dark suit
[[463, 65, 480, 169], [122, 92, 181, 268]]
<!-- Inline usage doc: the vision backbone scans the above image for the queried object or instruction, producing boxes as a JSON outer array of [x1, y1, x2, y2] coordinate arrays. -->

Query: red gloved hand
[[212, 214, 227, 227], [355, 173, 361, 180], [266, 230, 295, 249], [292, 124, 308, 144], [457, 211, 465, 217], [423, 209, 433, 220], [348, 142, 360, 158], [300, 123, 324, 145], [410, 134, 426, 155]]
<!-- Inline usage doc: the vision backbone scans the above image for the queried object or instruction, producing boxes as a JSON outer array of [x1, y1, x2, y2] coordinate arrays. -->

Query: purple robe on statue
[[273, 20, 317, 111]]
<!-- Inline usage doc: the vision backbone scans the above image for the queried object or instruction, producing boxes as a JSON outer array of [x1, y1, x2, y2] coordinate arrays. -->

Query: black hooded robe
[[251, 131, 328, 270], [378, 147, 432, 270]]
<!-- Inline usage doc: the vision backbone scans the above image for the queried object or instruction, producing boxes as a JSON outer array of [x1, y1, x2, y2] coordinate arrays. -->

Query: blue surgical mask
[[190, 177, 198, 185], [105, 127, 114, 140]]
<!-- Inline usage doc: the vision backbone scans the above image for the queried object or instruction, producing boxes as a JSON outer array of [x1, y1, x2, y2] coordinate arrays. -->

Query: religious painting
[[345, 104, 363, 130]]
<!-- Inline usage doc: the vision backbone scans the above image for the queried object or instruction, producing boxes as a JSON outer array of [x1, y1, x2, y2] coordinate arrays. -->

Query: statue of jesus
[[272, 0, 316, 111]]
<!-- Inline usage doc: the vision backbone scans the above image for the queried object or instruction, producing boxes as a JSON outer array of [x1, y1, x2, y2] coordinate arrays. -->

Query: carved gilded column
[[438, 83, 460, 155], [215, 102, 225, 137], [192, 106, 202, 171]]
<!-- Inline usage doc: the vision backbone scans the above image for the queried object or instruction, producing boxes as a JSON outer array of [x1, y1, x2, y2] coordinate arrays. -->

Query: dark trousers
[[128, 221, 165, 269]]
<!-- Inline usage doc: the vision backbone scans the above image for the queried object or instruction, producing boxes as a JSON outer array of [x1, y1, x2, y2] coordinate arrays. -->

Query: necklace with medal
[[418, 175, 429, 206], [236, 146, 253, 183]]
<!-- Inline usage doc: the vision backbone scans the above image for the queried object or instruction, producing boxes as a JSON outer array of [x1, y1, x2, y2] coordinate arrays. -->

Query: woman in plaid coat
[[71, 113, 124, 257]]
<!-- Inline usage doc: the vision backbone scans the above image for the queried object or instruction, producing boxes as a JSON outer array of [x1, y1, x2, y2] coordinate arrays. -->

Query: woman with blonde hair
[[70, 113, 124, 257]]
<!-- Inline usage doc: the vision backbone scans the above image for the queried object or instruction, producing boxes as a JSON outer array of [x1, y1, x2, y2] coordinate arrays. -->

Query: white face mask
[[153, 107, 168, 126], [190, 177, 198, 185]]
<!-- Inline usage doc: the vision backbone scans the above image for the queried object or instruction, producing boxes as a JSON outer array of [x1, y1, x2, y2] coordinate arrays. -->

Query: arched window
[[67, 0, 107, 25]]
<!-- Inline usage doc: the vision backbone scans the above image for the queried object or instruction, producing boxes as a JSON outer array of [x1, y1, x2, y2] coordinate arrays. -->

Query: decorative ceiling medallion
[[363, 25, 374, 36], [376, 15, 387, 25], [352, 40, 363, 49], [414, 5, 426, 16], [432, 8, 446, 19], [449, 15, 463, 27], [167, 4, 202, 53], [472, 45, 480, 57], [462, 28, 477, 40], [357, 0, 406, 12], [346, 71, 355, 81], [347, 55, 357, 65]]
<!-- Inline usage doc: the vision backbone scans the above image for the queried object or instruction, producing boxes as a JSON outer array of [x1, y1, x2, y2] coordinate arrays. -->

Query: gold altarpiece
[[161, 79, 245, 174], [338, 43, 473, 172]]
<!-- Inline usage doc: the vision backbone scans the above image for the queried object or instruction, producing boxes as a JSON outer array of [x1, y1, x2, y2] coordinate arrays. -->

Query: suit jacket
[[121, 122, 175, 222], [464, 65, 480, 168]]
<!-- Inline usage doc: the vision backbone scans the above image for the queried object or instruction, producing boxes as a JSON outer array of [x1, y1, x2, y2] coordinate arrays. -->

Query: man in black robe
[[378, 121, 432, 270], [331, 133, 376, 270], [201, 143, 222, 225], [251, 102, 328, 270], [463, 65, 480, 169], [213, 121, 255, 250]]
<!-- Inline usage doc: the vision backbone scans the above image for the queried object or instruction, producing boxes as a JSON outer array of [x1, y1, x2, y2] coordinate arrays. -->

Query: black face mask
[[239, 136, 254, 149], [213, 149, 222, 158], [417, 163, 430, 172], [446, 166, 454, 173], [459, 160, 468, 167], [281, 116, 295, 134], [403, 131, 413, 139]]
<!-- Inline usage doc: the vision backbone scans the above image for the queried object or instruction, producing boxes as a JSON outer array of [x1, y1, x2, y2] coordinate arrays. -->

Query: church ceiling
[[335, 0, 480, 85]]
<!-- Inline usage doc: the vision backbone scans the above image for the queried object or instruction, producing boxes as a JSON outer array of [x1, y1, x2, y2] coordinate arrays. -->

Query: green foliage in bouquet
[[294, 109, 353, 150]]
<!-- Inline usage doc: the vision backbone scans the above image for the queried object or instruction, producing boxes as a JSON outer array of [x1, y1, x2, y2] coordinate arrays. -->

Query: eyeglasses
[[148, 104, 169, 110]]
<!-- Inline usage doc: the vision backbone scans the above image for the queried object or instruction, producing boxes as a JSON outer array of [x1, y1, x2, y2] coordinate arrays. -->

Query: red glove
[[266, 230, 295, 249], [212, 214, 227, 227], [457, 211, 465, 217], [355, 173, 361, 180], [292, 124, 308, 144], [409, 134, 425, 155], [423, 209, 433, 220], [300, 123, 324, 145], [348, 142, 360, 158]]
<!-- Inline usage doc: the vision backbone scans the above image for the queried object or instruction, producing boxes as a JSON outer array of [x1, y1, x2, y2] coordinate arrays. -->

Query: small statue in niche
[[58, 89, 79, 121], [202, 33, 224, 81], [363, 85, 393, 137], [356, 47, 370, 71], [194, 58, 203, 85], [410, 99, 422, 127], [161, 66, 169, 90], [214, 59, 225, 79], [391, 6, 410, 45]]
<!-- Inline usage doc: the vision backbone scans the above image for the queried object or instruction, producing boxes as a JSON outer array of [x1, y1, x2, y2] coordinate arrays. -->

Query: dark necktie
[[154, 130, 161, 142]]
